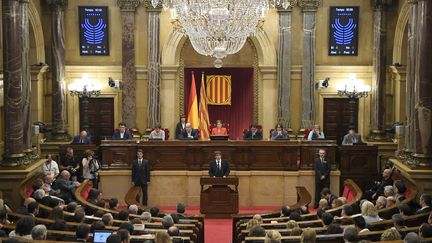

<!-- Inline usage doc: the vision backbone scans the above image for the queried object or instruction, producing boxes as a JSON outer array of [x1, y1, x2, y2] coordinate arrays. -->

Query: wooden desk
[[200, 177, 239, 217]]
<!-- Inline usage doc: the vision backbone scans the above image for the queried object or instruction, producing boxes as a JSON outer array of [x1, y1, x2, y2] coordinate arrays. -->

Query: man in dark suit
[[362, 168, 393, 201], [175, 115, 187, 139], [417, 194, 432, 214], [112, 122, 133, 140], [52, 170, 81, 203], [244, 125, 263, 140], [314, 149, 331, 208], [181, 123, 199, 140], [71, 130, 91, 144], [342, 129, 362, 145], [132, 149, 150, 205], [208, 151, 230, 178]]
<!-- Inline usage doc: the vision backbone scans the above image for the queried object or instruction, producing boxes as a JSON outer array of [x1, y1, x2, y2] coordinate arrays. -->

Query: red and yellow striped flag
[[206, 75, 232, 105], [199, 72, 210, 140], [187, 72, 199, 129]]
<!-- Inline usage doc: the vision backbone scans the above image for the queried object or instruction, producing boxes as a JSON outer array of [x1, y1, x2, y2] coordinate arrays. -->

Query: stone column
[[118, 0, 140, 128], [2, 0, 25, 166], [369, 1, 388, 140], [299, 0, 321, 129], [411, 0, 432, 165], [47, 0, 69, 140], [404, 0, 418, 153], [146, 5, 161, 128], [20, 0, 32, 154], [277, 4, 295, 129]]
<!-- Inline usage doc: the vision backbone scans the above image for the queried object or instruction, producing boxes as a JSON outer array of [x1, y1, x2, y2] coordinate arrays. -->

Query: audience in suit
[[75, 223, 90, 242], [363, 168, 393, 201], [417, 193, 432, 214], [342, 129, 362, 145], [271, 123, 288, 140], [314, 149, 331, 207], [72, 130, 91, 145], [208, 151, 230, 178], [112, 122, 132, 140], [8, 216, 34, 240], [53, 170, 81, 203], [175, 115, 187, 139], [244, 125, 263, 140], [180, 123, 199, 140]]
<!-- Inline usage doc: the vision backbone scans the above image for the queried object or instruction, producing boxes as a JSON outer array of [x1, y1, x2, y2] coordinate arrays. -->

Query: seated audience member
[[399, 204, 414, 216], [300, 228, 316, 243], [271, 123, 288, 140], [417, 193, 432, 214], [287, 220, 299, 229], [289, 211, 302, 222], [49, 206, 67, 231], [31, 224, 47, 240], [343, 226, 358, 243], [112, 122, 132, 140], [91, 221, 106, 233], [392, 213, 407, 237], [106, 234, 122, 243], [167, 225, 180, 237], [175, 115, 187, 139], [16, 198, 36, 215], [0, 191, 11, 213], [394, 180, 407, 201], [59, 147, 79, 180], [117, 229, 130, 243], [307, 124, 325, 140], [404, 232, 421, 243], [331, 198, 344, 209], [42, 173, 57, 196], [176, 203, 186, 218], [80, 150, 101, 189], [381, 228, 402, 241], [386, 196, 397, 207], [337, 205, 355, 225], [419, 223, 432, 238], [162, 215, 174, 229], [338, 197, 347, 204], [318, 198, 330, 210], [361, 201, 381, 224], [211, 120, 228, 135], [248, 225, 266, 237], [118, 210, 130, 221], [9, 216, 34, 240], [354, 216, 369, 234], [170, 213, 179, 224], [149, 124, 166, 140], [72, 130, 91, 144], [74, 209, 86, 223], [27, 202, 39, 217], [155, 231, 172, 243], [321, 213, 334, 227], [342, 128, 362, 145], [281, 205, 291, 217], [128, 204, 139, 215], [66, 202, 78, 213], [119, 222, 134, 235], [53, 170, 80, 203], [253, 214, 263, 224], [321, 187, 337, 206], [246, 219, 260, 230], [181, 123, 198, 140], [76, 223, 90, 242], [291, 227, 303, 236], [327, 223, 343, 234], [364, 168, 393, 201], [265, 230, 282, 243], [429, 211, 432, 224], [244, 124, 263, 140], [0, 210, 10, 226], [375, 196, 387, 210], [109, 198, 119, 211], [102, 213, 114, 227], [42, 154, 59, 177], [384, 185, 395, 197], [140, 212, 152, 223], [150, 206, 161, 217]]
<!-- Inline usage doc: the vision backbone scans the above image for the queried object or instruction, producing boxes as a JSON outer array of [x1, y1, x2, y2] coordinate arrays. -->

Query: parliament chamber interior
[[0, 0, 431, 242]]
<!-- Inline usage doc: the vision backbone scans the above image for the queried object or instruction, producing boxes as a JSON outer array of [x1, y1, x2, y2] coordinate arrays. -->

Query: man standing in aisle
[[208, 151, 230, 178], [314, 149, 331, 208], [132, 149, 150, 206]]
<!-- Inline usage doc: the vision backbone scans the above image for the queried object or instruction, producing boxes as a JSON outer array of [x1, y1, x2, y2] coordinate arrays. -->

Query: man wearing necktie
[[208, 151, 230, 178], [131, 149, 150, 205], [314, 149, 331, 208]]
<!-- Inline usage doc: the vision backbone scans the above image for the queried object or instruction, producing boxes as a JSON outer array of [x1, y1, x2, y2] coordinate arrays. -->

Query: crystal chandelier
[[151, 0, 295, 68], [337, 74, 371, 100]]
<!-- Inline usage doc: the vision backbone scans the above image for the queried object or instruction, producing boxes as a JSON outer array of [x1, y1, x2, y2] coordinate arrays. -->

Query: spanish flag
[[199, 72, 210, 140], [187, 72, 199, 129]]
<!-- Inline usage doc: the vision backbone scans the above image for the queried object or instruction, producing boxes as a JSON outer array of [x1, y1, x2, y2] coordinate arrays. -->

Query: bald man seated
[[72, 130, 91, 144], [180, 123, 199, 140], [363, 168, 393, 201]]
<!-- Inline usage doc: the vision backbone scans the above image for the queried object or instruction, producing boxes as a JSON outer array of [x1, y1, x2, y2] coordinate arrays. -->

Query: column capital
[[45, 0, 68, 11], [276, 0, 297, 12], [117, 0, 141, 12], [298, 0, 321, 11], [19, 0, 30, 3], [372, 0, 393, 11], [407, 0, 418, 4], [142, 0, 162, 11]]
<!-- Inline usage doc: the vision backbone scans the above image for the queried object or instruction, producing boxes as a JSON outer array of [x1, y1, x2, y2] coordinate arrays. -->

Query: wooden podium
[[200, 177, 239, 218]]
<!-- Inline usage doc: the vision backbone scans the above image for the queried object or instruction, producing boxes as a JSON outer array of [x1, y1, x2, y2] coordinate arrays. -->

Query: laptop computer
[[93, 230, 112, 243], [210, 135, 229, 141]]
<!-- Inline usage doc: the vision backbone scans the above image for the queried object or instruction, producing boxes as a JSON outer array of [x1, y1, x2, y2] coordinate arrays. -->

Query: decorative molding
[[142, 0, 162, 11], [29, 0, 46, 63], [178, 41, 187, 117], [276, 0, 298, 11], [45, 0, 68, 11], [392, 1, 409, 64], [249, 39, 260, 124], [117, 0, 141, 11], [298, 0, 321, 11]]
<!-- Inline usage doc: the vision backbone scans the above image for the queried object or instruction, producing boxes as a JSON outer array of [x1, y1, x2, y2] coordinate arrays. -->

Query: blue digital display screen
[[79, 6, 109, 56], [329, 7, 359, 56]]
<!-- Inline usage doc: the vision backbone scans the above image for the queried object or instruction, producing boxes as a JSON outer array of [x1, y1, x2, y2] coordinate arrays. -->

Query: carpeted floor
[[160, 206, 282, 243]]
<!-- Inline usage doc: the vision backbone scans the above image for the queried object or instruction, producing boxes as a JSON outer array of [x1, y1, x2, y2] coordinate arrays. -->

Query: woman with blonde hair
[[361, 200, 382, 224], [301, 228, 316, 243], [380, 228, 402, 241], [287, 220, 299, 229], [246, 218, 260, 230], [265, 230, 282, 243], [155, 231, 172, 243]]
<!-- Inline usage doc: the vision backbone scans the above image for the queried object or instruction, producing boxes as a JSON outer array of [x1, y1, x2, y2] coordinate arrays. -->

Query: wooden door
[[323, 98, 358, 145], [79, 98, 114, 144]]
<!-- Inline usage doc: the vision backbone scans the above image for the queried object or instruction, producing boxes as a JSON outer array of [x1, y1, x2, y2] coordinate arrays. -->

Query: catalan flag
[[206, 75, 232, 105], [187, 72, 199, 129], [199, 72, 210, 140]]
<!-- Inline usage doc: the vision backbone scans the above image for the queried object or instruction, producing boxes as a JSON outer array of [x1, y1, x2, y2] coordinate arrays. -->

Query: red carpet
[[160, 206, 282, 243]]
